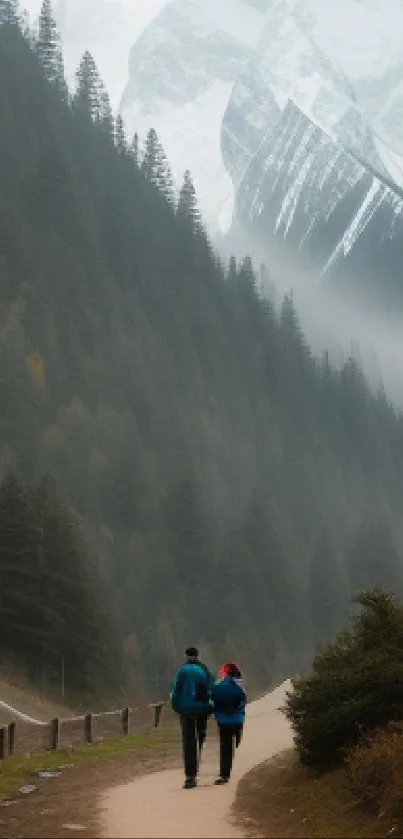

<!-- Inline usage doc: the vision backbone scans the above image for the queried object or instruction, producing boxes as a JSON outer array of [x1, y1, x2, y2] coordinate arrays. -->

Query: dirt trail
[[101, 680, 293, 839]]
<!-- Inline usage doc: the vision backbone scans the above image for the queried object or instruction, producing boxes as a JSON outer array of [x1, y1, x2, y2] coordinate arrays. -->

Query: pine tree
[[74, 50, 111, 131], [0, 470, 39, 665], [309, 527, 347, 646], [241, 486, 305, 662], [0, 467, 118, 693], [30, 474, 109, 691], [280, 291, 313, 379], [141, 128, 174, 205], [35, 0, 67, 98], [155, 141, 175, 207], [129, 132, 139, 166], [165, 468, 212, 632], [0, 0, 19, 25], [239, 255, 255, 288], [347, 515, 403, 595], [99, 89, 114, 140], [115, 114, 127, 154], [178, 169, 201, 230], [141, 128, 159, 182], [74, 51, 99, 117], [280, 291, 306, 347], [227, 255, 237, 282]]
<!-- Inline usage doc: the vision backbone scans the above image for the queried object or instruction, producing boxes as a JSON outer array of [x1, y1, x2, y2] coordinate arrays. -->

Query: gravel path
[[101, 681, 293, 839]]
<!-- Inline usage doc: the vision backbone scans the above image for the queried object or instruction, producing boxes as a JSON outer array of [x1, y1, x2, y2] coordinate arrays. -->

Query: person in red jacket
[[212, 662, 247, 784]]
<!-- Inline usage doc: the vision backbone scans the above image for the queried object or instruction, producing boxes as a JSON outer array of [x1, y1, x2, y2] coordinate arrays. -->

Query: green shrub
[[284, 589, 403, 768], [347, 722, 403, 826]]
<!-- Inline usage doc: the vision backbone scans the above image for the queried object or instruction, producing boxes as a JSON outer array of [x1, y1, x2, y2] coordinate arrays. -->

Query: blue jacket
[[170, 662, 213, 716], [212, 676, 247, 726]]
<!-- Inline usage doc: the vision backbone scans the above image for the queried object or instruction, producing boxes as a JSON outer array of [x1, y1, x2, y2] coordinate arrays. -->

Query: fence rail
[[0, 700, 166, 760]]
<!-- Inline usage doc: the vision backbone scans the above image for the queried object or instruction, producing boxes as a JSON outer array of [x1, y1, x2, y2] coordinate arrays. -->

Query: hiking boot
[[214, 777, 229, 785], [183, 777, 197, 789]]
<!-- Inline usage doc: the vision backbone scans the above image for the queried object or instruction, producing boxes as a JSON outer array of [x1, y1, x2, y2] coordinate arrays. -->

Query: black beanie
[[186, 646, 199, 658]]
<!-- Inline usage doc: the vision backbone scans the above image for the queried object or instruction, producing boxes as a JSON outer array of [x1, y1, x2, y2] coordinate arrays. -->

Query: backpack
[[171, 663, 211, 716]]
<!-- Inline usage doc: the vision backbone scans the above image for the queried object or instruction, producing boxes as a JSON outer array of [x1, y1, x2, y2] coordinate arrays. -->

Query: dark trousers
[[219, 723, 243, 779], [180, 715, 208, 779]]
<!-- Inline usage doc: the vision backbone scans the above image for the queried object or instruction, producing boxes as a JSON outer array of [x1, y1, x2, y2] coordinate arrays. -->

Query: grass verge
[[234, 749, 397, 839], [0, 728, 177, 802]]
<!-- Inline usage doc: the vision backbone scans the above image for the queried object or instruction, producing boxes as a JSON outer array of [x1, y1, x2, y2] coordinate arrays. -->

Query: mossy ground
[[0, 728, 178, 801], [0, 727, 181, 838]]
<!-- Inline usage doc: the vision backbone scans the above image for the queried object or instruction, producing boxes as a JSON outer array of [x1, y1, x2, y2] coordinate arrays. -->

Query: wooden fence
[[0, 700, 166, 760]]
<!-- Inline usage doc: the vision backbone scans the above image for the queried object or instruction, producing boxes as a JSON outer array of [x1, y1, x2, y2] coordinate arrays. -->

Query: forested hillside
[[2, 5, 403, 699]]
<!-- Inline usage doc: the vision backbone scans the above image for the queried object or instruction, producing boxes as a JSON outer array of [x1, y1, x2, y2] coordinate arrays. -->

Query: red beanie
[[218, 662, 241, 679]]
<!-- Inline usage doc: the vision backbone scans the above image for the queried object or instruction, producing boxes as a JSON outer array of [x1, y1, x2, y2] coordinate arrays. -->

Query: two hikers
[[170, 647, 247, 788]]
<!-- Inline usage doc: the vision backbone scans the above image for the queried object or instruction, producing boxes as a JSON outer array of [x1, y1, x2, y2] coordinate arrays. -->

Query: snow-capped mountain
[[22, 0, 403, 291], [222, 1, 403, 308], [224, 0, 389, 176], [232, 98, 403, 303], [117, 0, 403, 237], [261, 0, 403, 188], [120, 0, 269, 231]]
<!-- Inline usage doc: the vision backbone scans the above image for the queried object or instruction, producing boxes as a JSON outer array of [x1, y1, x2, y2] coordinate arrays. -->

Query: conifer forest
[[1, 2, 403, 700]]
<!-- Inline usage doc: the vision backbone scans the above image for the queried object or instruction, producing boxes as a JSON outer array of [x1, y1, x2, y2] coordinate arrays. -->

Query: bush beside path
[[235, 588, 403, 839]]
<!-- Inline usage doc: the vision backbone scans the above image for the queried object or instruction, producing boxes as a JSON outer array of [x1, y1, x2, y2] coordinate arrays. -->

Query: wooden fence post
[[0, 726, 8, 760], [8, 722, 16, 756], [84, 713, 93, 744], [122, 707, 130, 736], [50, 717, 60, 751]]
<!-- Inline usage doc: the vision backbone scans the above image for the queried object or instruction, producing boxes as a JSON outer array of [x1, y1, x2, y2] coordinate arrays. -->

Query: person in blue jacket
[[212, 662, 247, 784], [170, 646, 214, 789]]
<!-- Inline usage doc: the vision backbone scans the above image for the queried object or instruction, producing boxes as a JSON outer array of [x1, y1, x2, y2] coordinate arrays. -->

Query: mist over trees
[[1, 5, 403, 697], [0, 470, 114, 696]]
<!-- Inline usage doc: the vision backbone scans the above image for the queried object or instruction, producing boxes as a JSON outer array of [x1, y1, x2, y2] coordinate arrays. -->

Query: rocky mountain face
[[116, 0, 403, 310], [224, 0, 388, 175], [121, 0, 257, 114], [120, 0, 269, 230], [230, 98, 403, 312], [220, 0, 403, 310]]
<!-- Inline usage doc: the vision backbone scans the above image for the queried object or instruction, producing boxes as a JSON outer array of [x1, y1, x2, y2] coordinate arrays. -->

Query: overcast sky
[[22, 0, 169, 104], [22, 0, 167, 29]]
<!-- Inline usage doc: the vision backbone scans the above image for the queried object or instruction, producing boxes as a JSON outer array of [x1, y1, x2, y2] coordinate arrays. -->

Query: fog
[[218, 225, 403, 412], [21, 0, 168, 106]]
